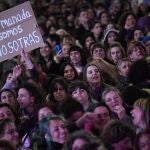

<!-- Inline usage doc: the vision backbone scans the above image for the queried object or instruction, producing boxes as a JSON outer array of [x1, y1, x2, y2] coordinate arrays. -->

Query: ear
[[31, 96, 35, 103]]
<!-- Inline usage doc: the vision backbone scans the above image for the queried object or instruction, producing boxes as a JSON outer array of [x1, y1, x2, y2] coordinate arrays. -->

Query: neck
[[90, 82, 101, 88]]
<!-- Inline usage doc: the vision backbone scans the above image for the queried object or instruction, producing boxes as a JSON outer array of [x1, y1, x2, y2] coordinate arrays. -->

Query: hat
[[139, 36, 150, 44], [103, 28, 119, 44]]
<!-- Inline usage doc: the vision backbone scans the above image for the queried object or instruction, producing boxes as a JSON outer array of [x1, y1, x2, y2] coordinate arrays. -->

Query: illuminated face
[[40, 43, 51, 58], [62, 45, 70, 57], [100, 12, 109, 25], [53, 83, 67, 102], [107, 32, 117, 45], [49, 119, 68, 144], [85, 36, 94, 49], [0, 107, 15, 122], [110, 46, 123, 63], [64, 65, 75, 81], [70, 51, 81, 65], [118, 61, 132, 77], [79, 11, 89, 23], [17, 88, 34, 109], [86, 65, 101, 86], [129, 46, 145, 61], [130, 106, 143, 127], [0, 122, 19, 148], [104, 91, 123, 112], [91, 23, 102, 36], [92, 47, 105, 59], [1, 91, 17, 108], [134, 30, 144, 41], [72, 88, 89, 106], [125, 15, 136, 29]]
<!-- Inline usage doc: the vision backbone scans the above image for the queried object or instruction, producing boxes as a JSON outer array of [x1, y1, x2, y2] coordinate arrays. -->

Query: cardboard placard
[[0, 1, 44, 62]]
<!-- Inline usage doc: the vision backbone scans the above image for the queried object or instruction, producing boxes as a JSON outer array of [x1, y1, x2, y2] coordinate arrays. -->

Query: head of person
[[135, 128, 150, 150], [102, 87, 123, 112], [116, 58, 132, 77], [59, 62, 78, 81], [81, 32, 95, 49], [43, 115, 68, 144], [133, 28, 144, 41], [130, 98, 150, 131], [78, 8, 89, 24], [128, 59, 150, 85], [91, 43, 106, 60], [0, 119, 19, 149], [107, 42, 126, 64], [68, 80, 94, 107], [69, 45, 85, 66], [49, 77, 68, 104], [98, 11, 109, 26], [101, 120, 135, 150], [37, 103, 55, 122], [63, 130, 97, 150], [61, 96, 84, 122], [119, 12, 136, 29], [83, 63, 104, 88], [61, 43, 71, 58], [103, 29, 119, 47], [89, 20, 103, 37], [0, 89, 19, 110], [17, 83, 43, 110], [40, 41, 54, 59], [92, 102, 111, 130], [127, 40, 146, 62], [0, 104, 16, 123]]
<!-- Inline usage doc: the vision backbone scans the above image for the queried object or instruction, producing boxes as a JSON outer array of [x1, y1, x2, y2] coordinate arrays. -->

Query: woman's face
[[104, 91, 123, 112], [38, 107, 53, 121], [17, 88, 34, 109], [53, 83, 67, 102], [62, 45, 70, 57], [79, 11, 89, 23], [138, 134, 150, 150], [100, 12, 109, 25], [70, 51, 81, 65], [0, 122, 19, 148], [125, 15, 136, 29], [110, 46, 123, 63], [72, 88, 89, 106], [72, 138, 88, 150], [92, 47, 105, 59], [130, 105, 143, 127], [86, 65, 101, 85], [49, 119, 68, 144], [134, 30, 144, 41], [40, 43, 51, 58], [107, 32, 117, 45], [0, 107, 15, 122], [1, 91, 17, 108], [6, 73, 18, 89], [64, 65, 75, 81], [91, 23, 102, 36], [85, 37, 94, 49]]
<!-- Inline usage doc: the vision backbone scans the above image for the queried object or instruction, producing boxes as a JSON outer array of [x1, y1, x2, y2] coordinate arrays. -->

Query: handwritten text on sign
[[0, 1, 44, 62]]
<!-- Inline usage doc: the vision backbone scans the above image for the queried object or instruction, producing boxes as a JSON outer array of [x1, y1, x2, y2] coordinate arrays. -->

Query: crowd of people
[[0, 0, 150, 150]]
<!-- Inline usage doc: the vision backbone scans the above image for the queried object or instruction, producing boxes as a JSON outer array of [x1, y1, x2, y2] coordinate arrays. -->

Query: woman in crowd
[[135, 128, 150, 150], [68, 80, 97, 111], [130, 98, 150, 134], [59, 62, 79, 82], [47, 77, 68, 113], [83, 63, 109, 101], [107, 42, 126, 65], [0, 118, 27, 150]]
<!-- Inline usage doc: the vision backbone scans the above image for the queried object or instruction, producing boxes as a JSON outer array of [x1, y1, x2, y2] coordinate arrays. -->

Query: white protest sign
[[0, 1, 44, 62]]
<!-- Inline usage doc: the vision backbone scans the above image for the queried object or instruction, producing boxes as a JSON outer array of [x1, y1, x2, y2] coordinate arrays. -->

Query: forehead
[[105, 91, 119, 97], [18, 88, 29, 94], [94, 106, 108, 113], [87, 65, 98, 70], [70, 51, 80, 54], [1, 91, 12, 96], [49, 119, 63, 126], [0, 106, 11, 112]]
